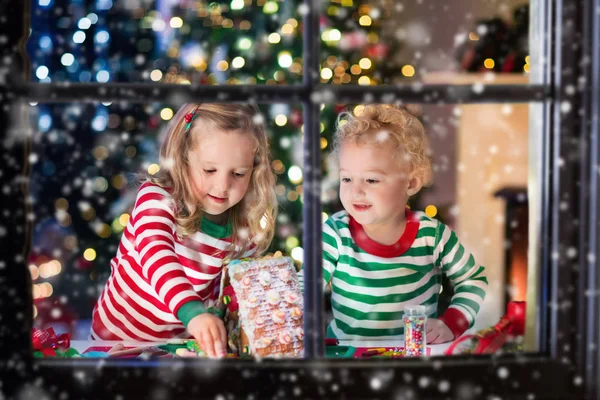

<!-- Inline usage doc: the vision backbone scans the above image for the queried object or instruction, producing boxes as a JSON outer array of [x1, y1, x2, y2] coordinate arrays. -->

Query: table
[[69, 339, 458, 358]]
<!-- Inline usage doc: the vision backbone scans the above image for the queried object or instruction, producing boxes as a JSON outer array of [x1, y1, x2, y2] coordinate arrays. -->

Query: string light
[[401, 64, 415, 77], [359, 57, 372, 69], [29, 264, 39, 280], [359, 15, 372, 26], [277, 51, 293, 68], [60, 53, 74, 66], [275, 114, 288, 126], [170, 17, 183, 28], [321, 28, 341, 44], [286, 236, 299, 250], [484, 58, 495, 69], [291, 247, 303, 263], [73, 31, 86, 43], [150, 69, 163, 81], [232, 56, 245, 69], [425, 205, 438, 218], [288, 165, 303, 184], [237, 37, 252, 50], [93, 177, 109, 193], [55, 198, 68, 210], [281, 24, 294, 35], [160, 107, 173, 120], [96, 223, 112, 238], [119, 213, 130, 226], [111, 174, 127, 189], [147, 163, 160, 175], [358, 76, 371, 85], [321, 68, 333, 80], [230, 0, 244, 10], [36, 66, 49, 80], [268, 33, 281, 44], [263, 1, 278, 14], [83, 248, 97, 261], [216, 60, 229, 71]]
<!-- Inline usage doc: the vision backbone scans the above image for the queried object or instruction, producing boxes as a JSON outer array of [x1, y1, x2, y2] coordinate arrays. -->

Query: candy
[[272, 309, 286, 324], [278, 331, 293, 345], [284, 291, 300, 304], [242, 276, 251, 287], [279, 268, 292, 282], [290, 307, 303, 320], [176, 348, 199, 358], [247, 295, 259, 307], [255, 337, 273, 348], [258, 270, 272, 286], [266, 290, 281, 305], [403, 305, 427, 357]]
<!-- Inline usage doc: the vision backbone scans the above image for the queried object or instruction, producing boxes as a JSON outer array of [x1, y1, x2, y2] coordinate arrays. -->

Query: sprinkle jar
[[404, 305, 427, 357]]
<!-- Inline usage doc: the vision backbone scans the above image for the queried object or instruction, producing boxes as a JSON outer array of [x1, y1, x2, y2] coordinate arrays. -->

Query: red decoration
[[364, 43, 389, 60], [290, 109, 303, 127], [184, 113, 194, 123], [32, 327, 70, 351], [75, 256, 93, 270], [223, 285, 239, 312], [147, 115, 160, 129], [445, 301, 526, 355]]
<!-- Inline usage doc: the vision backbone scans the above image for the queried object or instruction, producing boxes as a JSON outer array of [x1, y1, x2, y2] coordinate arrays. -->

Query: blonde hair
[[147, 103, 277, 259], [334, 104, 433, 186]]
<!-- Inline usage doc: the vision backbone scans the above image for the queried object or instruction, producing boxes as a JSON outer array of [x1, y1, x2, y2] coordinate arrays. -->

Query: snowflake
[[497, 366, 509, 379]]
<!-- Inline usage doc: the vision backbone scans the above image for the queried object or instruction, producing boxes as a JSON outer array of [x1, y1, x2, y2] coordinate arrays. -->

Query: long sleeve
[[298, 218, 340, 292], [435, 222, 488, 338], [132, 184, 203, 317]]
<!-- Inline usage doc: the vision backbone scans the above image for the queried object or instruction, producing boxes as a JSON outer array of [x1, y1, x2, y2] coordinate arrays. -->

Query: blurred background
[[26, 0, 530, 339]]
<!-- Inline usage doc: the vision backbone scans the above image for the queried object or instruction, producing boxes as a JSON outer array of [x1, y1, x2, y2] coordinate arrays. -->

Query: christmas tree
[[26, 0, 412, 327]]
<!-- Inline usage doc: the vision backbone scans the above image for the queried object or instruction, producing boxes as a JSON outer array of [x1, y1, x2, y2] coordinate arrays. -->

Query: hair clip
[[184, 105, 201, 132]]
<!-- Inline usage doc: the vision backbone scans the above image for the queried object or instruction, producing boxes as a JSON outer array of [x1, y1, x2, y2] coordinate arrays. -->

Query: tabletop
[[69, 338, 459, 358]]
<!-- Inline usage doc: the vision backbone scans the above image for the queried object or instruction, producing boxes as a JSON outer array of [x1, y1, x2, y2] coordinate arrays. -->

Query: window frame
[[0, 0, 598, 398]]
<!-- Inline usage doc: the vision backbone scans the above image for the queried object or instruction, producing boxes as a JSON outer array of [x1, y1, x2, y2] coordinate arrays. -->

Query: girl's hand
[[425, 318, 455, 344], [187, 313, 227, 358]]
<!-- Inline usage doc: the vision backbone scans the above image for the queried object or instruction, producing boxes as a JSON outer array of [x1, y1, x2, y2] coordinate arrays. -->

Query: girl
[[304, 104, 488, 344], [91, 103, 278, 358]]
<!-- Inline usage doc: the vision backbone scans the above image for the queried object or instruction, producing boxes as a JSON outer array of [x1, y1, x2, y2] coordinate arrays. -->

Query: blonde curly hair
[[147, 103, 277, 260], [334, 104, 433, 187]]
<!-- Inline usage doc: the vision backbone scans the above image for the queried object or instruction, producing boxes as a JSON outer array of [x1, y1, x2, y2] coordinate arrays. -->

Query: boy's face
[[187, 129, 255, 222], [339, 141, 418, 228]]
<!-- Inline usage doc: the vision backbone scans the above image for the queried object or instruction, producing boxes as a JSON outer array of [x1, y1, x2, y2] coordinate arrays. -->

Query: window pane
[[319, 101, 535, 357], [27, 101, 304, 359], [27, 0, 303, 84], [319, 0, 531, 85]]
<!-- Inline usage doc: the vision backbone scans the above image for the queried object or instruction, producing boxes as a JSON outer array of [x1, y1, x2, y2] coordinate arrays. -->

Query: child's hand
[[426, 318, 455, 344], [187, 313, 227, 358]]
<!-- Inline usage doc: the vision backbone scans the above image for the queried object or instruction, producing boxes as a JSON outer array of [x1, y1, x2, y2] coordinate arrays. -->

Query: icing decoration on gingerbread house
[[220, 256, 304, 358]]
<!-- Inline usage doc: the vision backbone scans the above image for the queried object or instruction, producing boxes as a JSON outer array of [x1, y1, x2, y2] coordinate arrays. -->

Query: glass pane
[[318, 101, 533, 358], [27, 0, 303, 84], [319, 0, 530, 85], [27, 101, 305, 359]]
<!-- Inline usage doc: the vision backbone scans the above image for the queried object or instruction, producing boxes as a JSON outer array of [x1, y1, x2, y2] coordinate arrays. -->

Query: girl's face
[[339, 141, 416, 229], [187, 129, 256, 223]]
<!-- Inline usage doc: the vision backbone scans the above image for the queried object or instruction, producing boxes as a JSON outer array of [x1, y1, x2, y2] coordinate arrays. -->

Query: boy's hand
[[426, 318, 455, 344], [187, 313, 227, 358]]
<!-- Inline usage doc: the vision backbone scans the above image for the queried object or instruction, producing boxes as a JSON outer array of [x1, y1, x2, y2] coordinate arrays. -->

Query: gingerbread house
[[219, 256, 304, 358]]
